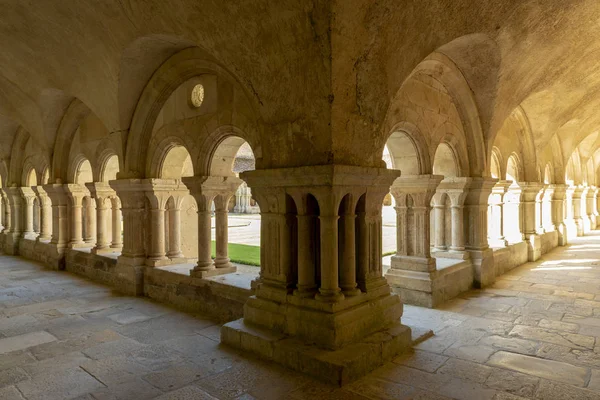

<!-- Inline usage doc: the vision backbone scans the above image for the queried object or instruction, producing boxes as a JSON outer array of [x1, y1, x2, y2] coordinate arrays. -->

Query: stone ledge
[[221, 319, 412, 386]]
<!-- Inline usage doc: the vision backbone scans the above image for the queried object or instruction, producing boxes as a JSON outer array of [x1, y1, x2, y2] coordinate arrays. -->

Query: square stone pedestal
[[386, 256, 473, 308], [222, 319, 411, 386]]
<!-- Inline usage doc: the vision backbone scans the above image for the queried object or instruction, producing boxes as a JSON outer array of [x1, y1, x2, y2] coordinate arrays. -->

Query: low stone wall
[[18, 239, 65, 270], [144, 267, 251, 323], [64, 249, 119, 287], [493, 242, 528, 277], [540, 230, 559, 255], [63, 249, 250, 322]]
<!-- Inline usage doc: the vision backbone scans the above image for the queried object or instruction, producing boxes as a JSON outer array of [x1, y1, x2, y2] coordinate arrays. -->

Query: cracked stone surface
[[1, 232, 600, 399]]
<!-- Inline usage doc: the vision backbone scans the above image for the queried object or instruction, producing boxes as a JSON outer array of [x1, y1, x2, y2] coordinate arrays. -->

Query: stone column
[[183, 176, 241, 277], [464, 178, 496, 287], [44, 185, 68, 248], [434, 178, 471, 260], [586, 186, 597, 231], [431, 202, 446, 251], [572, 186, 586, 236], [535, 185, 546, 235], [488, 181, 511, 247], [86, 182, 115, 254], [83, 197, 96, 245], [294, 210, 317, 297], [520, 182, 544, 261], [550, 184, 567, 246], [542, 185, 555, 232], [64, 184, 88, 248], [504, 185, 524, 243], [338, 195, 360, 296], [564, 186, 577, 239], [32, 186, 52, 241], [594, 187, 600, 230], [20, 187, 37, 240], [316, 193, 343, 303], [0, 190, 9, 233], [213, 194, 234, 269], [110, 197, 122, 249], [166, 197, 184, 260], [4, 187, 24, 254], [144, 190, 168, 265], [386, 175, 443, 307]]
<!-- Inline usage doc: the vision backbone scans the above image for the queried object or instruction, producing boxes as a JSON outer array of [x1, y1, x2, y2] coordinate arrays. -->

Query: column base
[[190, 265, 237, 278], [110, 244, 123, 249], [68, 242, 90, 249], [22, 232, 38, 241], [91, 246, 117, 255], [146, 256, 170, 267], [221, 319, 412, 386]]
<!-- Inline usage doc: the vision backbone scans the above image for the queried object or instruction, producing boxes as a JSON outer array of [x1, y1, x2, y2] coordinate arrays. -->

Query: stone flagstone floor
[[1, 233, 600, 399]]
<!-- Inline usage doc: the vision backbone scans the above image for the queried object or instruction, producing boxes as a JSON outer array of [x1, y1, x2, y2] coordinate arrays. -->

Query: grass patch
[[211, 241, 260, 266], [382, 251, 396, 257]]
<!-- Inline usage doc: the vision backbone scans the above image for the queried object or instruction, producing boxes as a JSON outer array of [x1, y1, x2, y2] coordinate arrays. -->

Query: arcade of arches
[[1, 2, 600, 398]]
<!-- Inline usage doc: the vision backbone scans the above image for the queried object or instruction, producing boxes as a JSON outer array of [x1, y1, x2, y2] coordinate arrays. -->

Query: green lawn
[[211, 241, 261, 266]]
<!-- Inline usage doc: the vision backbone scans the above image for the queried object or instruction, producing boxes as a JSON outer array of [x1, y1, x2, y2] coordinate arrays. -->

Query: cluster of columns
[[182, 176, 241, 276], [487, 182, 600, 252], [223, 165, 404, 350], [108, 177, 241, 275], [0, 182, 124, 259]]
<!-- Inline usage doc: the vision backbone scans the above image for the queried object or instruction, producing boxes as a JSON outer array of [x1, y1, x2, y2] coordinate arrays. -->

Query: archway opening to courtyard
[[208, 136, 260, 267], [159, 145, 196, 262]]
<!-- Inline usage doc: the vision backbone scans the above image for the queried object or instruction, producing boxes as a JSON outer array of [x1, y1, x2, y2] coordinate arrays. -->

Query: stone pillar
[[213, 193, 235, 269], [32, 186, 52, 241], [64, 184, 89, 248], [585, 186, 597, 231], [0, 190, 9, 233], [488, 181, 511, 247], [433, 177, 471, 260], [431, 202, 446, 251], [520, 182, 544, 261], [535, 185, 546, 235], [550, 184, 567, 246], [386, 174, 443, 307], [338, 195, 360, 296], [183, 176, 241, 277], [109, 179, 147, 295], [83, 197, 96, 245], [464, 178, 496, 287], [572, 186, 586, 236], [144, 189, 169, 266], [564, 186, 577, 239], [20, 187, 37, 240], [542, 185, 555, 233], [4, 187, 24, 254], [110, 197, 122, 249], [222, 166, 410, 384], [86, 182, 115, 254], [504, 185, 524, 243]]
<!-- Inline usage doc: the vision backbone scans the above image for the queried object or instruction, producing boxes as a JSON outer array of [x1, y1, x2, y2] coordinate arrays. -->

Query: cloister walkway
[[0, 234, 599, 399]]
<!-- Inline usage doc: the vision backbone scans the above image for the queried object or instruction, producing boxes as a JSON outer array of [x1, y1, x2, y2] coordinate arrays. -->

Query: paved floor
[[1, 234, 600, 399]]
